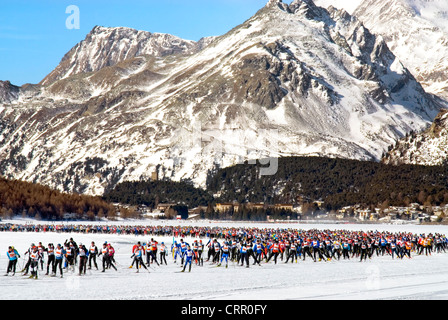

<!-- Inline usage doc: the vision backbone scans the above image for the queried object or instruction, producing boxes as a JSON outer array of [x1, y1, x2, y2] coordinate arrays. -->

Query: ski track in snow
[[1, 221, 448, 300]]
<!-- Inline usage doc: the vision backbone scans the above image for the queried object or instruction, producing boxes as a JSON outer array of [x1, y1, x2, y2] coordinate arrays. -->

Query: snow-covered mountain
[[40, 26, 214, 86], [383, 109, 448, 166], [0, 81, 20, 104], [313, 0, 362, 14], [315, 0, 448, 99], [0, 0, 443, 195]]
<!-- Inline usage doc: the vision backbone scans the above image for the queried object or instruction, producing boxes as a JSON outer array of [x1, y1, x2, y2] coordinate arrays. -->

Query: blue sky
[[0, 0, 286, 86]]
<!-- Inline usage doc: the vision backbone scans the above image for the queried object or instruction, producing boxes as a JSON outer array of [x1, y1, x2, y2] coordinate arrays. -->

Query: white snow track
[[1, 221, 448, 300]]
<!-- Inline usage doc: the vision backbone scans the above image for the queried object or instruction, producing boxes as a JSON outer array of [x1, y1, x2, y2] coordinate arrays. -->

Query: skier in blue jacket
[[181, 245, 194, 272], [380, 238, 389, 256], [253, 239, 265, 265], [217, 241, 230, 268], [179, 239, 189, 265], [172, 241, 181, 263], [6, 246, 20, 276], [342, 240, 351, 260], [312, 238, 323, 261]]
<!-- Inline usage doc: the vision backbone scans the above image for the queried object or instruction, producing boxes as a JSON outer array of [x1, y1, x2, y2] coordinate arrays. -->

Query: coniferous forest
[[0, 176, 123, 220], [103, 180, 214, 208], [206, 157, 448, 210]]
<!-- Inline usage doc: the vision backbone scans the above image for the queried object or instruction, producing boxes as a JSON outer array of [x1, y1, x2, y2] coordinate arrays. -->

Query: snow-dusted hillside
[[313, 0, 362, 14], [0, 0, 443, 195], [315, 0, 448, 99], [383, 109, 448, 166], [0, 81, 20, 104], [39, 26, 213, 86]]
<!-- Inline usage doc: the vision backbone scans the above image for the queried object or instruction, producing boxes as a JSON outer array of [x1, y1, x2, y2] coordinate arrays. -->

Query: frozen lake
[[1, 220, 448, 300]]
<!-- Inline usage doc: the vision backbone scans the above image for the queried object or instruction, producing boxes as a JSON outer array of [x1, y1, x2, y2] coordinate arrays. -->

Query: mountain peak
[[266, 0, 281, 7], [0, 80, 20, 104], [39, 26, 199, 86], [88, 25, 151, 37], [266, 0, 290, 11], [266, 0, 322, 15], [354, 0, 417, 19], [349, 0, 448, 100]]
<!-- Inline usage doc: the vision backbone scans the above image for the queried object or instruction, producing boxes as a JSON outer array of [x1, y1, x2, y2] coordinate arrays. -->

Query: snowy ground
[[1, 220, 448, 300]]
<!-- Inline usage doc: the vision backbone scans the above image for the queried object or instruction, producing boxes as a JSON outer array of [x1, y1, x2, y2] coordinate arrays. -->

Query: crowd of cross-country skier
[[5, 238, 118, 279], [2, 222, 448, 277]]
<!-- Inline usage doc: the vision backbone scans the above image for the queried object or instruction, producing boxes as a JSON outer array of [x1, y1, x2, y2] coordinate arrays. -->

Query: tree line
[[103, 179, 214, 209], [0, 176, 130, 220], [206, 156, 448, 211], [198, 207, 300, 222]]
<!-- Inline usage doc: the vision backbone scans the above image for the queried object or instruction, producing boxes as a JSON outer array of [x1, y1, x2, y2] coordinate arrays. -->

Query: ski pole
[[19, 256, 25, 271]]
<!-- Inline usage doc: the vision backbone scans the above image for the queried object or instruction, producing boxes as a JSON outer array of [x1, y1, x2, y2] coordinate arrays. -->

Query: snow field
[[1, 221, 448, 300]]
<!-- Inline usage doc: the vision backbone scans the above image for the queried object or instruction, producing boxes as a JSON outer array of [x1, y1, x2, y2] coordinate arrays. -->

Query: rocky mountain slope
[[315, 0, 448, 99], [383, 109, 448, 166], [40, 26, 215, 86], [0, 81, 20, 104], [0, 0, 443, 196]]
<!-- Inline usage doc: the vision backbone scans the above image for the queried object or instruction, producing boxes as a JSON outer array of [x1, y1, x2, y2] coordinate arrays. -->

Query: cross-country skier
[[285, 240, 298, 263], [302, 238, 315, 262], [172, 241, 181, 264], [402, 238, 412, 259], [99, 242, 117, 272], [212, 239, 221, 264], [21, 243, 35, 276], [181, 245, 194, 272], [6, 246, 20, 276], [359, 240, 368, 262], [380, 237, 388, 256], [266, 239, 281, 264], [217, 241, 230, 268], [312, 238, 325, 262], [144, 241, 151, 266], [28, 246, 41, 279], [352, 237, 360, 258], [197, 240, 204, 266], [159, 242, 167, 265], [129, 241, 142, 268], [78, 243, 89, 275], [230, 239, 238, 262], [149, 238, 159, 266], [66, 238, 79, 265], [253, 239, 265, 265], [53, 244, 65, 278], [239, 241, 250, 268], [342, 240, 351, 260], [324, 238, 333, 261], [45, 243, 55, 275], [192, 240, 200, 265], [332, 239, 342, 260], [131, 243, 148, 273], [205, 238, 214, 262], [179, 239, 189, 265], [390, 239, 399, 259], [107, 243, 117, 268], [37, 242, 46, 271], [65, 243, 76, 272], [88, 241, 99, 270]]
